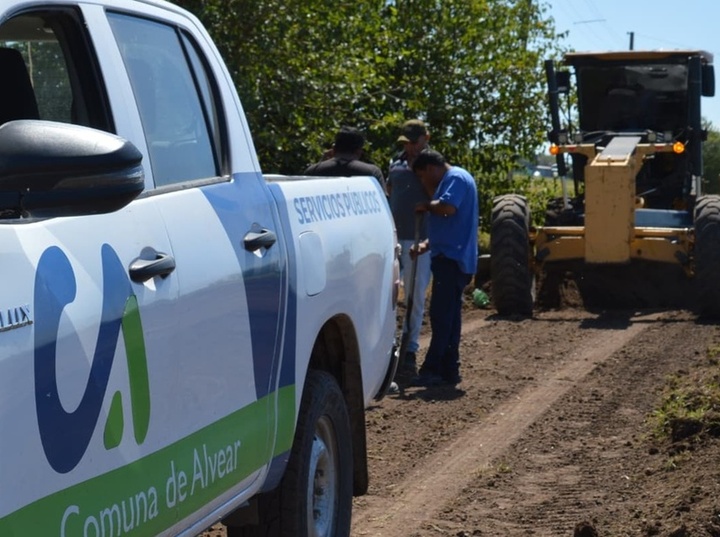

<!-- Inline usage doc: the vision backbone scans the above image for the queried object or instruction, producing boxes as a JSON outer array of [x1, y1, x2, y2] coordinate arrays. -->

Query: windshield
[[575, 64, 688, 133]]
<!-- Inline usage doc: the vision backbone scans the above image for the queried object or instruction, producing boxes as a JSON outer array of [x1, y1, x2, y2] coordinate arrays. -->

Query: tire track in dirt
[[457, 315, 711, 536], [351, 312, 658, 536]]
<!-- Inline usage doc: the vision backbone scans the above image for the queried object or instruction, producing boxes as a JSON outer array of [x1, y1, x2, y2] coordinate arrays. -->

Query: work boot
[[410, 372, 443, 387], [441, 374, 462, 387], [402, 351, 418, 375]]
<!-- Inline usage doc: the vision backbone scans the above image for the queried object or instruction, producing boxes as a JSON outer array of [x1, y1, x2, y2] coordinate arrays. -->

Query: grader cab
[[491, 50, 718, 315]]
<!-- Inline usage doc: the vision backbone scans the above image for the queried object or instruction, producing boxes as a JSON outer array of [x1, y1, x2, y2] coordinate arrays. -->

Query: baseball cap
[[397, 119, 428, 143]]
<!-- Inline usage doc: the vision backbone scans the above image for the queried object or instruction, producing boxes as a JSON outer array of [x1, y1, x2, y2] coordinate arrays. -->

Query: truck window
[[107, 13, 221, 187], [0, 10, 112, 131]]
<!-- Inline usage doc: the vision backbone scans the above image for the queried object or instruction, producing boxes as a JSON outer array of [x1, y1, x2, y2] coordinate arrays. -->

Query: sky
[[546, 0, 719, 127]]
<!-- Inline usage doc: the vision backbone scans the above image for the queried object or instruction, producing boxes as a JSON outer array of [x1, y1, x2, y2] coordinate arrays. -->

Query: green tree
[[377, 0, 563, 225], [176, 0, 390, 172], [174, 0, 564, 228]]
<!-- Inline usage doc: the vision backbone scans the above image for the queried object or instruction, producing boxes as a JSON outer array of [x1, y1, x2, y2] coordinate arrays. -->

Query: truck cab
[[556, 50, 715, 213]]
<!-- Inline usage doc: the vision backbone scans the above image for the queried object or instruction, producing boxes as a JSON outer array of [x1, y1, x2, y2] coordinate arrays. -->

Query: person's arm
[[415, 199, 457, 216]]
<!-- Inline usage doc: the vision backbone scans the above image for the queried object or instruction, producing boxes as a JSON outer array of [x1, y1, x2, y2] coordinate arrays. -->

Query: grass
[[478, 174, 571, 271], [496, 462, 513, 474], [492, 174, 571, 229], [662, 452, 691, 471], [649, 344, 720, 443]]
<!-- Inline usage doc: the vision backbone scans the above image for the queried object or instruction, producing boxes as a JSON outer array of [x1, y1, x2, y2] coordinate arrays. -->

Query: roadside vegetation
[[650, 341, 720, 447]]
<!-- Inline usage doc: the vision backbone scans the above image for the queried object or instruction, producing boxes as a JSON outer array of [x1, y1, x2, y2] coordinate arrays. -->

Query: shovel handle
[[404, 212, 424, 332]]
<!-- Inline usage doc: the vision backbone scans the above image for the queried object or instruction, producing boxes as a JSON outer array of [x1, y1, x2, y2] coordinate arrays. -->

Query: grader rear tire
[[490, 194, 534, 316], [694, 194, 720, 318]]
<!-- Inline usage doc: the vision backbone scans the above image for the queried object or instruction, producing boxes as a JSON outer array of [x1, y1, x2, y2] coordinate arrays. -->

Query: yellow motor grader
[[490, 50, 717, 315]]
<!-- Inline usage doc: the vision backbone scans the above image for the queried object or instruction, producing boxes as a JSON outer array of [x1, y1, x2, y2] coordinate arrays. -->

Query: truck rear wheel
[[490, 194, 534, 316], [227, 370, 352, 537], [694, 195, 720, 318]]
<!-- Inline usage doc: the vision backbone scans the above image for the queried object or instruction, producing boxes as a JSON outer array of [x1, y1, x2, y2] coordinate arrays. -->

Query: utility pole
[[628, 31, 634, 50]]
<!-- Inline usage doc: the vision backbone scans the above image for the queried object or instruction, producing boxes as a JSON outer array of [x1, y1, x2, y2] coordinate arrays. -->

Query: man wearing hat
[[304, 126, 384, 184], [386, 119, 433, 376]]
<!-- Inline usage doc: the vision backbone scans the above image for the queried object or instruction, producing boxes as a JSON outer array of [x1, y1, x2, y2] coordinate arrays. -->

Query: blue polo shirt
[[427, 166, 479, 275]]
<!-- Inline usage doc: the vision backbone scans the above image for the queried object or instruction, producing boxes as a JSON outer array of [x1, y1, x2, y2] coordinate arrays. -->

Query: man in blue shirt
[[409, 149, 479, 387]]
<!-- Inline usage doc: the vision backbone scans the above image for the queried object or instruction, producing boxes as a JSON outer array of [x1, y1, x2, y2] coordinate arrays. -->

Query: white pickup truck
[[0, 1, 398, 536]]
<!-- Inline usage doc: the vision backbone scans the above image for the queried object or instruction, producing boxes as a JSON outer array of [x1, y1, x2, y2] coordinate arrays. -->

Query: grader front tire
[[490, 194, 535, 316]]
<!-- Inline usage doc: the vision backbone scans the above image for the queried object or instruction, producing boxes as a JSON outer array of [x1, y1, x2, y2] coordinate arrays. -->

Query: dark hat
[[397, 119, 428, 143], [334, 126, 365, 152]]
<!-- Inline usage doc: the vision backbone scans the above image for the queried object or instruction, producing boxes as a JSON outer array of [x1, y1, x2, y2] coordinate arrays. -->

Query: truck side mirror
[[702, 65, 715, 97], [0, 120, 145, 218], [556, 71, 571, 94]]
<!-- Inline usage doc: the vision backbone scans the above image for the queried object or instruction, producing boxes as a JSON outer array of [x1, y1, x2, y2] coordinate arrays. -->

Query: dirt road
[[354, 309, 648, 535], [204, 305, 720, 537], [353, 306, 720, 537]]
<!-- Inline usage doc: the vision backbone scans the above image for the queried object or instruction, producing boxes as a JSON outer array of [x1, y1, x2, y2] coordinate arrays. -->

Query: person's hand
[[415, 201, 430, 213], [409, 240, 429, 259]]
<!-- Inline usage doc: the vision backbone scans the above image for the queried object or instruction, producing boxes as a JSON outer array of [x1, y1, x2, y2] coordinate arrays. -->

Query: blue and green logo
[[34, 245, 150, 474]]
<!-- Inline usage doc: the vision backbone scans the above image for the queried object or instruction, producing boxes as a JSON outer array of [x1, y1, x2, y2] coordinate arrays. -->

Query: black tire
[[227, 370, 353, 537], [490, 194, 534, 316], [694, 194, 720, 318]]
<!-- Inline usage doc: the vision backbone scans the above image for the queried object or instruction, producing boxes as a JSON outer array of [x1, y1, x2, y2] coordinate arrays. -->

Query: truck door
[[105, 9, 287, 516], [0, 8, 181, 534]]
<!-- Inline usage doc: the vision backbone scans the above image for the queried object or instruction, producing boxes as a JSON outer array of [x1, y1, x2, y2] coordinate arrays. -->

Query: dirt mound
[[537, 261, 697, 312]]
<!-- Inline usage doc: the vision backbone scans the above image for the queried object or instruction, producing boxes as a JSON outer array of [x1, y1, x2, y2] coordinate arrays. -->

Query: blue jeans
[[420, 256, 472, 380], [399, 239, 432, 353]]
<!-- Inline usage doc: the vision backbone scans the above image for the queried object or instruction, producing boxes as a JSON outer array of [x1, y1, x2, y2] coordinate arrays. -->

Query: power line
[[632, 32, 695, 50], [581, 0, 605, 21], [577, 0, 619, 49], [552, 0, 616, 51], [563, 0, 614, 50]]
